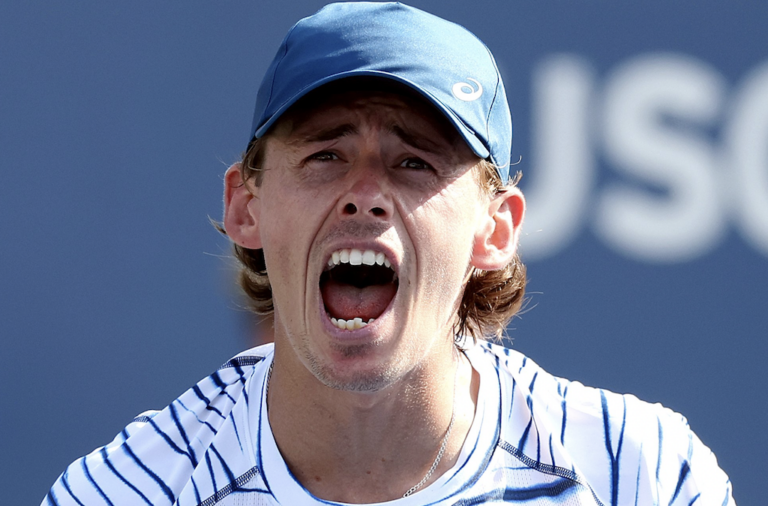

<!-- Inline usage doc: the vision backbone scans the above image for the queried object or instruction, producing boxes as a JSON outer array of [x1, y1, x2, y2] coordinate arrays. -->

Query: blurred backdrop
[[1, 1, 765, 503]]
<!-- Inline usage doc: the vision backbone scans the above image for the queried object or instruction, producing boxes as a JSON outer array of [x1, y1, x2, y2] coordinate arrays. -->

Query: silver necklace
[[402, 358, 460, 498], [265, 358, 461, 499]]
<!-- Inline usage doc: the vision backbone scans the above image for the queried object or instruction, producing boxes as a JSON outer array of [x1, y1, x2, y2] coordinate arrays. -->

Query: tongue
[[321, 279, 396, 321]]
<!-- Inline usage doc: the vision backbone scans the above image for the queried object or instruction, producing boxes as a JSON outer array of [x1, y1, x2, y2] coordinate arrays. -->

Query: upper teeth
[[327, 249, 392, 269]]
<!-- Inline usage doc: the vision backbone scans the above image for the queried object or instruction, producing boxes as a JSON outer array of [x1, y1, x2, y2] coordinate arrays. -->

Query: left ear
[[470, 188, 525, 270]]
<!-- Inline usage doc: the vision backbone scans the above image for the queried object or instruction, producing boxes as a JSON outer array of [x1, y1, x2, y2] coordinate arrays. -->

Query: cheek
[[257, 185, 311, 286], [259, 174, 323, 240], [406, 199, 477, 293], [257, 175, 337, 289], [418, 184, 480, 251]]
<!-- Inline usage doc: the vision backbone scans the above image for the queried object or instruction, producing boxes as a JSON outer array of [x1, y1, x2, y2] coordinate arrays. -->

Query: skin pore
[[223, 84, 524, 502]]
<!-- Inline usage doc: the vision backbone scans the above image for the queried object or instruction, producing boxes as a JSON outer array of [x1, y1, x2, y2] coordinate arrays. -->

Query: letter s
[[596, 53, 726, 263]]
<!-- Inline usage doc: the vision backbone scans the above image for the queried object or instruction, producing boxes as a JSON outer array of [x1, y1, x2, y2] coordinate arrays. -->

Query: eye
[[399, 157, 433, 171], [308, 151, 339, 162]]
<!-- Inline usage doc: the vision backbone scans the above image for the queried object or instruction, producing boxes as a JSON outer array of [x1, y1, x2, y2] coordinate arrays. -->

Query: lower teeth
[[331, 317, 375, 330]]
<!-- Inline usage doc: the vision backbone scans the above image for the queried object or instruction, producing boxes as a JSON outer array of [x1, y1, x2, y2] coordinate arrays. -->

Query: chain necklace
[[266, 361, 274, 398], [265, 356, 462, 499]]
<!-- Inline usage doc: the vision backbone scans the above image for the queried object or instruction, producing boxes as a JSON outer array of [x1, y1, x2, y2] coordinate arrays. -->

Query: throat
[[268, 355, 474, 504]]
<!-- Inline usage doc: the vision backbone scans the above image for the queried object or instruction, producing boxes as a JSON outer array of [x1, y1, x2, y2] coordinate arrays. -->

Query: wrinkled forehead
[[267, 77, 466, 146]]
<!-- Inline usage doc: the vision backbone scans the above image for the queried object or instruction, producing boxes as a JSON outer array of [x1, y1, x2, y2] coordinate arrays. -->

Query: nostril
[[344, 203, 357, 214], [370, 207, 386, 217]]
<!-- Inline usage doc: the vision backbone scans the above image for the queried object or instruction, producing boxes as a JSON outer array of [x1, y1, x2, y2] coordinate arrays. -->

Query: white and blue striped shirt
[[44, 342, 734, 505]]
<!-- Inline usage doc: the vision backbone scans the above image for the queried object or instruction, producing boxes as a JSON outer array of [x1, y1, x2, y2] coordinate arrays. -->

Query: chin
[[306, 340, 403, 392]]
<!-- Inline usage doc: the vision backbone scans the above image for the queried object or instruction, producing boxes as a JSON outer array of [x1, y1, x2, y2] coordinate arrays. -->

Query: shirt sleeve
[[41, 411, 161, 506], [640, 402, 735, 506]]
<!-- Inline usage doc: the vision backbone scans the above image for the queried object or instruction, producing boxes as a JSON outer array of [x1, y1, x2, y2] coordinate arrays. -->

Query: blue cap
[[250, 1, 513, 183]]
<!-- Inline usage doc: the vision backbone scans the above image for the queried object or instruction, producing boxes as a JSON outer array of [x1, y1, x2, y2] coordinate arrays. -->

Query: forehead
[[270, 78, 464, 145]]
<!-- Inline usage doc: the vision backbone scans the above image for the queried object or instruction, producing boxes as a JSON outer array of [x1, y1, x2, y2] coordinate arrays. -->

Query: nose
[[337, 160, 393, 221]]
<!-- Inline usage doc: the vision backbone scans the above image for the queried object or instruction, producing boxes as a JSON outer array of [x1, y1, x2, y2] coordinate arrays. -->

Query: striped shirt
[[44, 341, 734, 505]]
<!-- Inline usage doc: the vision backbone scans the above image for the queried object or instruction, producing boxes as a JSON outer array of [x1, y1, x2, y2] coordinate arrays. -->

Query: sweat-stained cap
[[249, 1, 514, 183]]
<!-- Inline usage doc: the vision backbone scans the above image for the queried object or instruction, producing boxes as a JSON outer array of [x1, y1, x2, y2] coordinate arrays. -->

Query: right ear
[[223, 163, 262, 249]]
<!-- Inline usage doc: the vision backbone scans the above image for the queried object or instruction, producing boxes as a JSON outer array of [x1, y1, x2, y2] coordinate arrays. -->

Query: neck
[[266, 341, 479, 503]]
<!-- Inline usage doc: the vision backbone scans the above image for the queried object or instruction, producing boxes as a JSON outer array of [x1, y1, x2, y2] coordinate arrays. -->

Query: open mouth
[[320, 248, 398, 331]]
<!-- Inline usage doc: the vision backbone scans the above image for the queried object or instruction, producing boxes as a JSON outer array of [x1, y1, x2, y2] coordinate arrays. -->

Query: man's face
[[249, 86, 493, 391]]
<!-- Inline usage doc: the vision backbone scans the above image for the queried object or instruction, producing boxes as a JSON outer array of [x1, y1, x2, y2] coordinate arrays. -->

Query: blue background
[[1, 1, 765, 504]]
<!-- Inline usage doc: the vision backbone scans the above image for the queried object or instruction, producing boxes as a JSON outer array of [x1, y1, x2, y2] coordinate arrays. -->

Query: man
[[44, 3, 734, 505]]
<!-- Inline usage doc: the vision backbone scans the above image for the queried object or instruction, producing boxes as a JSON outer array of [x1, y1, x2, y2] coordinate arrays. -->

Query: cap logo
[[452, 78, 483, 102]]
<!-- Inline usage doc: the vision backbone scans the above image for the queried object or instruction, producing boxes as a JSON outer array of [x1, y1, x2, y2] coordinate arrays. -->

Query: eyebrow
[[294, 121, 448, 153], [299, 124, 358, 143], [390, 125, 443, 154]]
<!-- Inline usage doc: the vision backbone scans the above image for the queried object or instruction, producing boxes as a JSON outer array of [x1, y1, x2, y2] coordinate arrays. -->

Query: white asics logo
[[452, 78, 483, 101]]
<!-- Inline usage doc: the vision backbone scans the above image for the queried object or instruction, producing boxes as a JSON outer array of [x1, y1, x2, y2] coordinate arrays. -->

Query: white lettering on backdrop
[[520, 53, 768, 263]]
